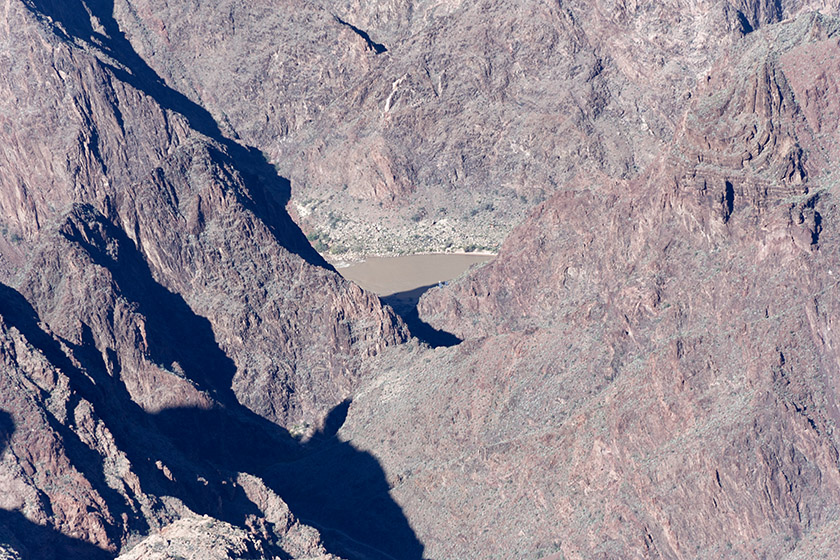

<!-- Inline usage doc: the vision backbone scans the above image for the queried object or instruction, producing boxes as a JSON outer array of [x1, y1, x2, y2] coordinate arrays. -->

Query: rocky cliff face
[[1, 0, 406, 558], [101, 0, 838, 255], [4, 1, 840, 560], [0, 296, 346, 559], [354, 12, 840, 559], [1, 0, 406, 427]]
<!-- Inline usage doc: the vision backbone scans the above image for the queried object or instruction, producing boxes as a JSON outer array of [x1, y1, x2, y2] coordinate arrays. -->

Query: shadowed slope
[[3, 200, 425, 558], [383, 285, 461, 348], [0, 410, 113, 560], [2, 2, 422, 551], [25, 0, 327, 269]]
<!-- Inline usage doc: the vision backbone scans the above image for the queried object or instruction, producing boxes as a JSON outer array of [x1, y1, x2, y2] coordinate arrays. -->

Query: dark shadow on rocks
[[333, 15, 388, 53], [24, 0, 329, 270], [0, 280, 277, 550], [11, 204, 425, 558], [154, 400, 425, 560], [0, 509, 115, 560], [3, 264, 424, 559], [268, 412, 424, 560], [0, 284, 152, 541], [153, 399, 422, 560], [383, 285, 461, 348], [0, 410, 113, 560], [315, 398, 351, 441], [59, 205, 240, 405], [0, 410, 13, 457]]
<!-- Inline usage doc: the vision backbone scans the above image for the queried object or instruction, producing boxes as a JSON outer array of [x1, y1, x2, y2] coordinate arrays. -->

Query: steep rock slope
[[420, 10, 838, 338], [0, 0, 410, 557], [104, 0, 837, 254], [338, 13, 840, 559], [1, 0, 406, 427], [4, 1, 840, 559], [0, 296, 342, 559]]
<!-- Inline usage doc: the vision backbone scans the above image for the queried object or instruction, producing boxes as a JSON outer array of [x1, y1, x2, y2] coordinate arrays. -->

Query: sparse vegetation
[[1, 225, 22, 244], [289, 422, 311, 439], [327, 211, 344, 228]]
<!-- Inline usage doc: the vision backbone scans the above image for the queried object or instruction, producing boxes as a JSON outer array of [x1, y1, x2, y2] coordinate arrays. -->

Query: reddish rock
[[350, 13, 840, 559], [105, 0, 837, 254], [0, 1, 406, 557], [4, 2, 840, 560]]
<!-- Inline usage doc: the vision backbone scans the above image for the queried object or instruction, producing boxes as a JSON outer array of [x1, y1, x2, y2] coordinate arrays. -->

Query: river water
[[336, 253, 494, 296]]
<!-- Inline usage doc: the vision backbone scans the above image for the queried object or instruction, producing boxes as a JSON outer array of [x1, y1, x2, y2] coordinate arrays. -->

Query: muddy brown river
[[336, 253, 494, 296]]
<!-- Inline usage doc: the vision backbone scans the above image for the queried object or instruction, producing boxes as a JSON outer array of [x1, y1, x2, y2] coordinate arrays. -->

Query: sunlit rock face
[[3, 1, 840, 559]]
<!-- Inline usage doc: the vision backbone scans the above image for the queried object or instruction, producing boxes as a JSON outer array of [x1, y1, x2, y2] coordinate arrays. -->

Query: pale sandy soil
[[337, 253, 494, 296]]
